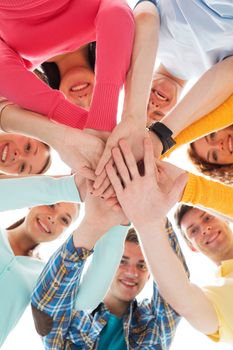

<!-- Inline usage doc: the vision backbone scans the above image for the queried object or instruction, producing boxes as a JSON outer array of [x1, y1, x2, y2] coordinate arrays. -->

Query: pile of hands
[[65, 117, 188, 229]]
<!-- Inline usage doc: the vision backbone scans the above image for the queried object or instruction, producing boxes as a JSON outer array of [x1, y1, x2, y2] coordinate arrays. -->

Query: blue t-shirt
[[135, 0, 233, 79], [97, 313, 127, 350]]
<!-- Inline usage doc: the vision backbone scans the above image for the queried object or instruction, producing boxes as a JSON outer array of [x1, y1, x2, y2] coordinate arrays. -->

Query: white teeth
[[38, 219, 50, 233], [122, 280, 136, 286], [228, 136, 233, 153], [155, 90, 167, 101], [71, 83, 88, 92], [1, 145, 8, 162]]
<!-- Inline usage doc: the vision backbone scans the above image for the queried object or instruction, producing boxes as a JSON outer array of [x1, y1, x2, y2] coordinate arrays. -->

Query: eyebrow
[[187, 211, 205, 231], [204, 136, 211, 162], [36, 152, 52, 174], [121, 256, 145, 263]]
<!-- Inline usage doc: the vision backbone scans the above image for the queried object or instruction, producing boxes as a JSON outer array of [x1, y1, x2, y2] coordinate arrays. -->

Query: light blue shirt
[[156, 0, 233, 79], [0, 227, 45, 346]]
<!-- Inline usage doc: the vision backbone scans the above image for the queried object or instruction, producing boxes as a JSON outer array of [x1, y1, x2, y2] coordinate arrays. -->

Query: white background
[[1, 0, 232, 349]]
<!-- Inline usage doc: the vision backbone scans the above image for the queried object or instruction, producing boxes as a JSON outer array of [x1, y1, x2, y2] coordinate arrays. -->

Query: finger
[[103, 185, 115, 200], [143, 137, 156, 176], [79, 167, 96, 181], [95, 146, 111, 176], [169, 173, 188, 204], [111, 147, 131, 185], [106, 161, 124, 196], [92, 176, 111, 197], [93, 169, 108, 190], [118, 139, 139, 179]]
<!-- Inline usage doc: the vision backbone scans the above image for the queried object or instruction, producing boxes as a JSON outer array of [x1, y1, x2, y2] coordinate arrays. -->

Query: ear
[[187, 240, 198, 252]]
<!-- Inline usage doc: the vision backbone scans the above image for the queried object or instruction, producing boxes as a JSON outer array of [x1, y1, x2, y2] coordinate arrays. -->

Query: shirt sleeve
[[31, 235, 92, 349], [151, 220, 189, 349], [84, 0, 135, 131], [0, 175, 81, 212], [181, 173, 233, 219], [0, 38, 87, 129], [75, 225, 129, 311], [163, 94, 233, 159]]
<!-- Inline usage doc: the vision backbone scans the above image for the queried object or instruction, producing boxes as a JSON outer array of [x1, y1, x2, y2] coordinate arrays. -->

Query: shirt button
[[54, 282, 59, 288]]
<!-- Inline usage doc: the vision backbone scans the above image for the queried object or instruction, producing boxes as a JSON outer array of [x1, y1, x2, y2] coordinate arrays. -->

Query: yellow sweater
[[164, 94, 233, 158], [159, 94, 233, 218], [182, 174, 233, 219]]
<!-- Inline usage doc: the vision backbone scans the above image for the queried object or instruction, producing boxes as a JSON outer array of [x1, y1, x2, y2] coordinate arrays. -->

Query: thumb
[[168, 173, 188, 205], [95, 145, 111, 175]]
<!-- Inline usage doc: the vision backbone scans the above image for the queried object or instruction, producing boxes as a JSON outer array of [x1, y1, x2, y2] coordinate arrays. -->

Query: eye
[[61, 217, 69, 226], [120, 259, 128, 266], [204, 214, 212, 222], [212, 150, 218, 162], [19, 162, 26, 173], [190, 226, 198, 235], [137, 263, 147, 272], [48, 204, 55, 209], [209, 132, 216, 141], [24, 142, 31, 153]]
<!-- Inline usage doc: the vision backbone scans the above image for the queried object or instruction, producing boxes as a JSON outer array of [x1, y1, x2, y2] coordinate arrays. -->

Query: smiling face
[[59, 67, 94, 110], [24, 203, 79, 244], [147, 74, 182, 125], [0, 134, 51, 175], [107, 242, 150, 303], [192, 126, 233, 165], [180, 208, 233, 264]]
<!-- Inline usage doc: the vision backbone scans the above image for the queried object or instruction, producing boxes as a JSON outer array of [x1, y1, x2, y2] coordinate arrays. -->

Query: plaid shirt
[[31, 220, 189, 350]]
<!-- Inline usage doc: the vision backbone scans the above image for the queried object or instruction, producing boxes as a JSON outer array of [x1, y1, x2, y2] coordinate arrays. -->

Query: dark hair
[[39, 42, 96, 89], [37, 143, 52, 174], [7, 217, 40, 258], [174, 204, 194, 242], [188, 142, 233, 185], [125, 228, 139, 245]]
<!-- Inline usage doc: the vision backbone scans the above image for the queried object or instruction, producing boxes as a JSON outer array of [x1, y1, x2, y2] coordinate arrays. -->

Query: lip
[[228, 135, 233, 154], [119, 279, 138, 289], [205, 231, 221, 245], [36, 218, 51, 234], [69, 82, 92, 97]]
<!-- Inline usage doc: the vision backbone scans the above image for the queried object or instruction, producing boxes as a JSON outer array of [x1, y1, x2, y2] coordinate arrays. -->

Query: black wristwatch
[[148, 122, 176, 155]]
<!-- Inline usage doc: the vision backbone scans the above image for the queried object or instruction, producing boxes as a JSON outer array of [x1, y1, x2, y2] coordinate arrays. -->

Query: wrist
[[73, 220, 104, 250], [135, 218, 166, 237], [148, 122, 176, 155]]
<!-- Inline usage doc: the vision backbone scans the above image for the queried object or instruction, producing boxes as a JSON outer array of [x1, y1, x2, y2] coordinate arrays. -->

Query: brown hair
[[174, 204, 194, 244], [37, 143, 52, 174], [125, 228, 139, 245], [7, 217, 40, 258], [188, 142, 233, 185]]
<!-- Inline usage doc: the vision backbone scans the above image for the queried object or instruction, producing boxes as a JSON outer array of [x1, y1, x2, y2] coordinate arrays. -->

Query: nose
[[217, 140, 224, 151], [47, 215, 55, 225], [202, 225, 212, 236], [125, 264, 138, 278], [12, 149, 19, 162]]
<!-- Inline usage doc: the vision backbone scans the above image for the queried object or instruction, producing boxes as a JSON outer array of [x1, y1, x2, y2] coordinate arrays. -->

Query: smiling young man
[[105, 137, 233, 346], [174, 205, 233, 344], [31, 196, 189, 350]]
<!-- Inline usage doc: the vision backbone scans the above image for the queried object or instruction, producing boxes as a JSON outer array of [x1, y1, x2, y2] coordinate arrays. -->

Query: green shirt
[[97, 313, 127, 350]]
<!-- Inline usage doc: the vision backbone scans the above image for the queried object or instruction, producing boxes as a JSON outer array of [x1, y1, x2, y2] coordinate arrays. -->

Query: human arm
[[0, 38, 88, 129], [106, 138, 219, 336], [150, 57, 233, 156], [0, 102, 105, 179], [0, 175, 81, 212], [162, 94, 233, 158], [31, 188, 128, 348], [94, 0, 159, 177]]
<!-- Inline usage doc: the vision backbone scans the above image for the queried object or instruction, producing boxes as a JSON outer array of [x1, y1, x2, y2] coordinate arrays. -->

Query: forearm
[[137, 220, 218, 334], [76, 225, 128, 311], [0, 175, 81, 212], [122, 2, 159, 121], [162, 56, 233, 137]]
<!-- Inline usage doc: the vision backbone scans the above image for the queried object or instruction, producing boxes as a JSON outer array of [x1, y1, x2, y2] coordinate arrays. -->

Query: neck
[[157, 64, 187, 89], [104, 294, 130, 318], [7, 225, 37, 256], [50, 45, 90, 77], [214, 249, 233, 266]]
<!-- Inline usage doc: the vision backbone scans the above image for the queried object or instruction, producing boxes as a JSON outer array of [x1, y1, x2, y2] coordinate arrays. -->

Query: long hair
[[188, 142, 233, 185]]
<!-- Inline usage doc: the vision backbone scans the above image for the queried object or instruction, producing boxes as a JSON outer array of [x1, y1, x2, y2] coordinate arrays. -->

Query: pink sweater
[[0, 0, 134, 130]]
